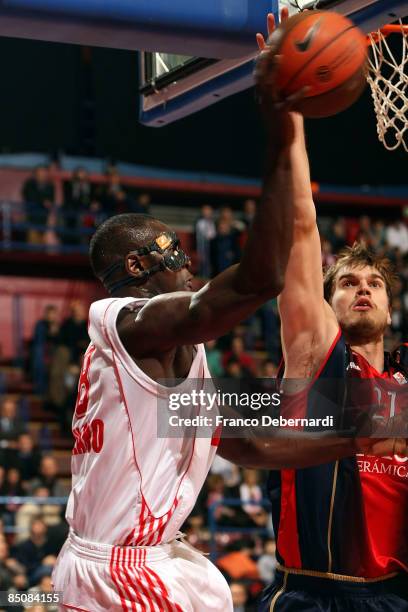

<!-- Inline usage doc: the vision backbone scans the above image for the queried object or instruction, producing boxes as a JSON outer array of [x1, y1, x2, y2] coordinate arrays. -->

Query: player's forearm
[[236, 146, 294, 296], [218, 436, 356, 469], [289, 120, 317, 230]]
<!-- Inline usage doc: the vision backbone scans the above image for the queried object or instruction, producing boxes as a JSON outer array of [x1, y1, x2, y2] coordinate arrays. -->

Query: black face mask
[[100, 232, 191, 294]]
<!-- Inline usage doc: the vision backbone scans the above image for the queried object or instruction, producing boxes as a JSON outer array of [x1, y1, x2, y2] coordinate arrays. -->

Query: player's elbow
[[293, 208, 317, 235]]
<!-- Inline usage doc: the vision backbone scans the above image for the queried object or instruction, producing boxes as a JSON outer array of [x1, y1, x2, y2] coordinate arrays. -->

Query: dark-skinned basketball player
[[52, 11, 403, 611], [257, 11, 408, 612]]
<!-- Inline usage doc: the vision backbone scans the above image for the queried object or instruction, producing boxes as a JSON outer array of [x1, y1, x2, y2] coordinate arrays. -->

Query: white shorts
[[52, 530, 233, 612]]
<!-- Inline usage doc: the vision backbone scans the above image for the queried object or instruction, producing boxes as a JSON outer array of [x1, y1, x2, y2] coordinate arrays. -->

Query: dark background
[[0, 36, 406, 185]]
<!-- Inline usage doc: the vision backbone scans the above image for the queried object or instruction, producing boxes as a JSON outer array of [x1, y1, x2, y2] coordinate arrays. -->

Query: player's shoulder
[[89, 297, 148, 326]]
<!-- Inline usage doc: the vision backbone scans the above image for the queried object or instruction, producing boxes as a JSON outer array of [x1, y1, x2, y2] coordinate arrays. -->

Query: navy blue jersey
[[267, 331, 408, 578]]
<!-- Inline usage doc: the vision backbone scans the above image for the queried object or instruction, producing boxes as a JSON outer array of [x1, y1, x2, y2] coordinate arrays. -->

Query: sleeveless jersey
[[66, 297, 219, 545], [268, 330, 408, 578]]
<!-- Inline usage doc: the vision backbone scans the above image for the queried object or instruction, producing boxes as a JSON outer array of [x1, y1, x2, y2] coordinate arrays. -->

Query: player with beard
[[255, 14, 408, 611]]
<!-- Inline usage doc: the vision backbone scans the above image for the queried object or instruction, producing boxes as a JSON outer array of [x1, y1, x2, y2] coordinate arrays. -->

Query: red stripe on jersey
[[211, 424, 222, 447], [63, 606, 92, 611], [277, 469, 302, 568]]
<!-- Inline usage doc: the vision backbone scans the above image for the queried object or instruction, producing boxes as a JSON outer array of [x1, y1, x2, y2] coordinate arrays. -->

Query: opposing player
[[257, 12, 408, 612], [49, 33, 310, 608]]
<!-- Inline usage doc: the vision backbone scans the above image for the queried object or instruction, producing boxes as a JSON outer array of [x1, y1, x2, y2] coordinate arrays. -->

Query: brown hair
[[323, 243, 397, 305]]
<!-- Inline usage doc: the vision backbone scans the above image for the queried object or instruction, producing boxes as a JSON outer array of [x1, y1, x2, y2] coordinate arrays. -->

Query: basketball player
[[49, 41, 314, 608], [257, 12, 408, 612]]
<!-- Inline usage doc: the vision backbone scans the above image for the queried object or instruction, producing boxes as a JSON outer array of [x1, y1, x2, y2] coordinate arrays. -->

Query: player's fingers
[[276, 86, 310, 111], [393, 438, 408, 457], [256, 33, 267, 51], [280, 7, 289, 23], [267, 13, 275, 37]]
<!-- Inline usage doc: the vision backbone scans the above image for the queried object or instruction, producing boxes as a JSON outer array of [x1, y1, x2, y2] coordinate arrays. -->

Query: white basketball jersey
[[66, 297, 219, 545]]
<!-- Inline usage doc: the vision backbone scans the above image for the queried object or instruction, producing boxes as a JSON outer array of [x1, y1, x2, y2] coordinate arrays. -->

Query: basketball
[[269, 11, 368, 117]]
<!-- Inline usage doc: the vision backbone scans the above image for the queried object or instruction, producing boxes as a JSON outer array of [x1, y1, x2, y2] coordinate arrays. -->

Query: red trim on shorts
[[109, 544, 185, 612], [63, 606, 91, 612], [110, 546, 132, 611], [277, 469, 302, 569]]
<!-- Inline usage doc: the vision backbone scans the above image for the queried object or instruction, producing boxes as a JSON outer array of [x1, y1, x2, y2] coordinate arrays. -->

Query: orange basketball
[[269, 11, 368, 117]]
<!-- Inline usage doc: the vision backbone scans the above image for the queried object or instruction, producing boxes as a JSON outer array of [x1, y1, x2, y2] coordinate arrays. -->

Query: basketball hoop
[[366, 21, 408, 152]]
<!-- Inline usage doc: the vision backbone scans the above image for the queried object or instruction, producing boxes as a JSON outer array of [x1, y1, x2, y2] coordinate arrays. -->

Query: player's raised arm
[[277, 113, 339, 377], [99, 92, 303, 355]]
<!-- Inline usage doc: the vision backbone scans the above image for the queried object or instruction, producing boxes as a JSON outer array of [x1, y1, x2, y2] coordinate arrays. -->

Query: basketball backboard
[[139, 0, 408, 126]]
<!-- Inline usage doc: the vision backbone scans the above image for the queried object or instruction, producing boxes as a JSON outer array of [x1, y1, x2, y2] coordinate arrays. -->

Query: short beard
[[340, 315, 387, 345]]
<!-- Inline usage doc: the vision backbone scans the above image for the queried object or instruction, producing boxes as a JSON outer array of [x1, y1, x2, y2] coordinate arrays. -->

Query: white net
[[367, 21, 408, 152]]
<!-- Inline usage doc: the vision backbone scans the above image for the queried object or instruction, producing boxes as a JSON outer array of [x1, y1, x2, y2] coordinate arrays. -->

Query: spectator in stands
[[48, 300, 88, 423], [328, 217, 347, 252], [25, 574, 57, 611], [31, 305, 60, 395], [239, 469, 267, 528], [258, 359, 278, 379], [22, 166, 55, 245], [217, 540, 260, 582], [321, 237, 336, 268], [28, 457, 66, 499], [219, 206, 245, 232], [257, 539, 277, 584], [224, 358, 251, 379], [0, 468, 25, 526], [11, 434, 42, 486], [210, 218, 241, 275], [15, 486, 61, 544], [62, 167, 92, 244], [112, 189, 135, 215], [356, 215, 377, 249], [59, 301, 88, 364], [230, 581, 255, 612], [130, 192, 152, 215], [0, 398, 26, 468], [242, 199, 257, 229], [371, 219, 387, 251], [205, 339, 224, 377], [99, 170, 122, 216], [13, 519, 54, 582], [258, 299, 281, 363], [210, 455, 241, 489], [0, 538, 26, 592], [386, 219, 408, 254], [195, 205, 216, 278], [81, 199, 105, 240], [223, 337, 256, 376]]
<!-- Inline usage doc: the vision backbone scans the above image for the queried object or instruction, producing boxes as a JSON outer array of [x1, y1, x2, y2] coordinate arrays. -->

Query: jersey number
[[75, 344, 96, 418]]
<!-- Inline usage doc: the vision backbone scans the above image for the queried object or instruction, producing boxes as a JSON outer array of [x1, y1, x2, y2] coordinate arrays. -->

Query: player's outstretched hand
[[255, 9, 307, 147], [355, 438, 408, 457]]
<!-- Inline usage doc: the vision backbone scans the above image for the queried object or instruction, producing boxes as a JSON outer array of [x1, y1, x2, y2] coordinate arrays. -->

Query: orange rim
[[366, 24, 408, 45]]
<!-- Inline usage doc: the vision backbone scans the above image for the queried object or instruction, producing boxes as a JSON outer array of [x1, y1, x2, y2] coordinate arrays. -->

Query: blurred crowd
[[197, 204, 408, 367], [2, 170, 408, 610], [20, 165, 151, 248], [0, 396, 68, 611], [0, 389, 276, 611], [30, 300, 88, 433]]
